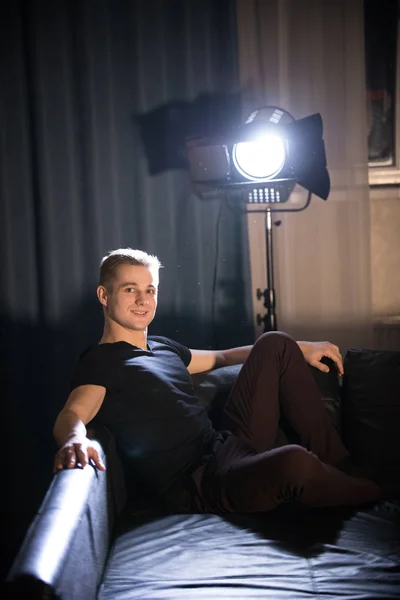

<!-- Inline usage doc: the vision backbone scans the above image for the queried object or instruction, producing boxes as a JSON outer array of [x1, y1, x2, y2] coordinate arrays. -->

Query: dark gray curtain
[[1, 0, 252, 574]]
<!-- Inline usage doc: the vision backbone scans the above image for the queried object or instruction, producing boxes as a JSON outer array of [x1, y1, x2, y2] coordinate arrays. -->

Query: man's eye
[[126, 288, 135, 293], [147, 289, 155, 294]]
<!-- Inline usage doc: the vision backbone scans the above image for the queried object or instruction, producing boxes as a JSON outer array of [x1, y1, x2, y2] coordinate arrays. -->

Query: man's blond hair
[[99, 248, 162, 289]]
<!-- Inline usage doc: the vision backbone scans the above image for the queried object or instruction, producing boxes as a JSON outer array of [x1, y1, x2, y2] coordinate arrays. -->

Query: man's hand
[[297, 341, 344, 376], [53, 438, 106, 473]]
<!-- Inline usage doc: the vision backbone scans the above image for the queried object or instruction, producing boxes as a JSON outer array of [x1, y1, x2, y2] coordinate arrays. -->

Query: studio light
[[186, 106, 330, 202], [186, 106, 331, 333]]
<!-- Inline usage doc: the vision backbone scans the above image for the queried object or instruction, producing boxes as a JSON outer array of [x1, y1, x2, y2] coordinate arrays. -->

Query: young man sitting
[[53, 248, 396, 513]]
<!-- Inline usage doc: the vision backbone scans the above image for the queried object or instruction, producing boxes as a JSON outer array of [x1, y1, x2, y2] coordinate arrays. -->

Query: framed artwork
[[365, 0, 400, 185]]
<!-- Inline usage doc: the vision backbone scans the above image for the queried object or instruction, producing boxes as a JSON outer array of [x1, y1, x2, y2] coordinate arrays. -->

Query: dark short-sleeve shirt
[[70, 336, 217, 496]]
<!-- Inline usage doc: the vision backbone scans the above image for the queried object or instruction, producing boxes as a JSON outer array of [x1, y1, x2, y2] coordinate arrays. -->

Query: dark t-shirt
[[70, 336, 218, 496]]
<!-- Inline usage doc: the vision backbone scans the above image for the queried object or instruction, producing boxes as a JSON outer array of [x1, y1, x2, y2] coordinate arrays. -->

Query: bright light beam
[[232, 135, 286, 181]]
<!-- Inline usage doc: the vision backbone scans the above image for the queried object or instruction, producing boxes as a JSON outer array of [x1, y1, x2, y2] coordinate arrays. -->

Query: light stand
[[256, 209, 278, 331], [246, 189, 313, 333]]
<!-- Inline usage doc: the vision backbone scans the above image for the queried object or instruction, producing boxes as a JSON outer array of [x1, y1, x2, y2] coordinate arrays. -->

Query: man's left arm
[[187, 346, 253, 374], [188, 340, 343, 376]]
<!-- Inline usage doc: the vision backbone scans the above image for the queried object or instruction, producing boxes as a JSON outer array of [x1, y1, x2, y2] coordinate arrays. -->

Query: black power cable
[[211, 198, 225, 349]]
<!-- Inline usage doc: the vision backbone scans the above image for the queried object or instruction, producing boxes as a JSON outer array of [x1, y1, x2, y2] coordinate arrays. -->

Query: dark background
[[1, 0, 253, 576]]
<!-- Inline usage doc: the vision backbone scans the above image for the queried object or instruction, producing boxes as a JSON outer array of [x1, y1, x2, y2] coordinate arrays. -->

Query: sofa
[[6, 348, 400, 599]]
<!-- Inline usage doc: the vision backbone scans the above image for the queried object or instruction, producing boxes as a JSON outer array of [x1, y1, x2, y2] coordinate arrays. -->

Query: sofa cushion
[[101, 502, 400, 600], [341, 349, 400, 469]]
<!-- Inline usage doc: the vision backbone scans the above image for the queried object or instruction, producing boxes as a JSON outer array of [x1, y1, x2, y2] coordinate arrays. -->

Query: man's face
[[100, 264, 158, 332]]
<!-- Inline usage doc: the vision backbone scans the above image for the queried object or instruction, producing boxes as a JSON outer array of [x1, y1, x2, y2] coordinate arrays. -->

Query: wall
[[370, 187, 400, 316], [370, 187, 400, 350]]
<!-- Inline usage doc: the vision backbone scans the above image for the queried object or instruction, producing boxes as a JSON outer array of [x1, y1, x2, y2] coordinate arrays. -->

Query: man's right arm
[[53, 384, 106, 472]]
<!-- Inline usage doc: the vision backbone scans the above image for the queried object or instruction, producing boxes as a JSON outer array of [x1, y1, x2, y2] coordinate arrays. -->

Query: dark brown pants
[[194, 332, 381, 512]]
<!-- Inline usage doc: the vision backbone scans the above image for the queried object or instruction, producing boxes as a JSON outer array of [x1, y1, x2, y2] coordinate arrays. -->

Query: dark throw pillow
[[192, 365, 242, 430], [341, 349, 400, 468]]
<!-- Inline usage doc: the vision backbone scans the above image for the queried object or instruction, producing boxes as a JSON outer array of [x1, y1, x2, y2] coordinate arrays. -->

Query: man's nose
[[136, 291, 149, 304]]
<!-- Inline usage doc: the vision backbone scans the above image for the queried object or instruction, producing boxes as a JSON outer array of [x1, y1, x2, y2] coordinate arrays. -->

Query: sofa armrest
[[6, 427, 126, 600]]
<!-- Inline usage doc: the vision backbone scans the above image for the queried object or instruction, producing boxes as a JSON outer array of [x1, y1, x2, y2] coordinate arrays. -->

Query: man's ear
[[97, 285, 108, 307]]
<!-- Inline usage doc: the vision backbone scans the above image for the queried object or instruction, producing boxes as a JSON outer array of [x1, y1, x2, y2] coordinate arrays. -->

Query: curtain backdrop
[[237, 0, 373, 351], [1, 0, 252, 573]]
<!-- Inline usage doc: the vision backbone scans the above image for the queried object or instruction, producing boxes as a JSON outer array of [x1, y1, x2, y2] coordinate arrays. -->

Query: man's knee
[[278, 445, 319, 483], [254, 331, 296, 353]]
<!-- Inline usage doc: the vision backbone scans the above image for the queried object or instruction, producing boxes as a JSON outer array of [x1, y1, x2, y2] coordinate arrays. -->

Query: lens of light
[[232, 135, 286, 181]]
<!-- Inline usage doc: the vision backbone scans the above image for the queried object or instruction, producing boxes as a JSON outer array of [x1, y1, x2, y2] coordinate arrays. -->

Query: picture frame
[[366, 1, 400, 186]]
